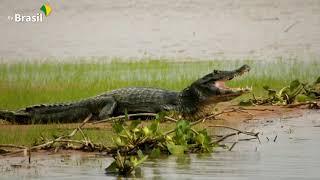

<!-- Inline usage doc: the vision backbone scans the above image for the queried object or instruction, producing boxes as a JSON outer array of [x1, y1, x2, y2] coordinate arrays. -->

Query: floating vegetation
[[239, 77, 320, 108], [0, 112, 260, 177]]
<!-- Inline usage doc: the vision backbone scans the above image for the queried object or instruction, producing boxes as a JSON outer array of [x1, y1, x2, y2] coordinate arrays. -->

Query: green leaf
[[156, 112, 167, 120], [296, 94, 314, 102], [150, 148, 161, 158], [289, 80, 301, 92], [263, 85, 270, 91], [195, 130, 212, 152], [278, 86, 289, 97], [129, 120, 141, 130], [112, 122, 124, 134], [137, 150, 144, 159], [112, 137, 125, 146], [149, 119, 160, 134], [166, 143, 186, 155], [239, 100, 253, 106], [131, 150, 148, 167], [315, 76, 320, 84], [124, 109, 129, 121], [142, 126, 151, 136], [196, 133, 205, 145], [105, 161, 118, 174], [174, 120, 193, 146]]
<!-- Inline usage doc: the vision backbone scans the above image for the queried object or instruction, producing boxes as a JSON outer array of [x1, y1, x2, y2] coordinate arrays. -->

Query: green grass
[[0, 58, 319, 146], [0, 58, 319, 110], [0, 119, 228, 146], [0, 124, 114, 146]]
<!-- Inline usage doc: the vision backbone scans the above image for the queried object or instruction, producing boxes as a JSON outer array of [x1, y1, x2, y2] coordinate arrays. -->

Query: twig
[[32, 114, 92, 149], [273, 135, 278, 142], [209, 125, 260, 145], [239, 107, 274, 111], [208, 125, 258, 136], [92, 113, 178, 124], [0, 144, 27, 149], [191, 128, 199, 135], [228, 142, 237, 151], [284, 21, 299, 32], [286, 102, 317, 108], [2, 114, 92, 156], [78, 128, 88, 142], [28, 147, 31, 164], [213, 132, 238, 144], [190, 109, 239, 126], [238, 137, 258, 141]]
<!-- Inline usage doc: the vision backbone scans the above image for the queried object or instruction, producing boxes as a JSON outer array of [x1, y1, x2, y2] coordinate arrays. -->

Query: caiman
[[0, 65, 251, 124]]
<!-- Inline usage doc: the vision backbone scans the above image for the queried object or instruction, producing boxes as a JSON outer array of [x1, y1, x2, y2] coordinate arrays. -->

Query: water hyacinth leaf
[[129, 120, 141, 130], [165, 135, 173, 142], [105, 161, 118, 174], [142, 126, 151, 136], [132, 150, 148, 167], [278, 86, 289, 97], [197, 130, 211, 144], [315, 76, 320, 84], [296, 94, 313, 102], [156, 111, 167, 120], [175, 120, 193, 146], [149, 119, 160, 134], [112, 122, 125, 134], [112, 137, 125, 146], [239, 100, 253, 106], [196, 133, 205, 145], [150, 148, 161, 158], [124, 109, 129, 120], [137, 150, 144, 159], [263, 85, 270, 91], [176, 120, 190, 130], [289, 80, 301, 92], [196, 130, 212, 152], [167, 143, 186, 155], [263, 85, 276, 97]]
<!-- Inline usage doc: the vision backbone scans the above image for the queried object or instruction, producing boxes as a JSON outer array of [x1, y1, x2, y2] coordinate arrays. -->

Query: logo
[[40, 3, 52, 16], [8, 3, 52, 23]]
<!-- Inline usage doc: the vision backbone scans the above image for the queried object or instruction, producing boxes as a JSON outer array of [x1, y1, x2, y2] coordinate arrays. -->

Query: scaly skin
[[0, 65, 251, 124]]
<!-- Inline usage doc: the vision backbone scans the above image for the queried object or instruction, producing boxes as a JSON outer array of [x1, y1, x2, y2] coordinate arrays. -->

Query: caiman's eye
[[214, 70, 221, 74]]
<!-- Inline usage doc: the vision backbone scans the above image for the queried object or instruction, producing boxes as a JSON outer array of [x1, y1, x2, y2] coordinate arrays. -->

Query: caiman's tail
[[0, 110, 30, 124], [0, 102, 93, 124]]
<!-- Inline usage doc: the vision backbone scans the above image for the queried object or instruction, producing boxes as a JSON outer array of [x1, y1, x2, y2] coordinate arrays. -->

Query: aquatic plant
[[240, 76, 320, 107]]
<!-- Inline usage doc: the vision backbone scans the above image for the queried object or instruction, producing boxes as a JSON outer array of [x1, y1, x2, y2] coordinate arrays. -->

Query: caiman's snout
[[208, 64, 252, 96], [236, 64, 251, 75]]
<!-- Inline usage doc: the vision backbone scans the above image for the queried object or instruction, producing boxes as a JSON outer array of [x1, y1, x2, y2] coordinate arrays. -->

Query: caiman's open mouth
[[214, 80, 252, 92], [213, 65, 251, 93]]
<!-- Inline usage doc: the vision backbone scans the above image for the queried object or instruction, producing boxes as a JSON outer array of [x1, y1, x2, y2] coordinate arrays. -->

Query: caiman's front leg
[[98, 96, 117, 120]]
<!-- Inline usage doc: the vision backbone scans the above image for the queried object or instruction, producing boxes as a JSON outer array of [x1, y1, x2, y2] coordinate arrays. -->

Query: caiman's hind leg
[[98, 97, 117, 120]]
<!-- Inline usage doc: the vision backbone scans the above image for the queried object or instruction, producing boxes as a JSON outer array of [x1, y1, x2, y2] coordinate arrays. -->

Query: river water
[[1, 0, 320, 61], [0, 111, 319, 179]]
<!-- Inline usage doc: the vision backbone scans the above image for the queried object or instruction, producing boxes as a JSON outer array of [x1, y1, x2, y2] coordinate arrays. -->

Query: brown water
[[1, 111, 320, 179], [1, 0, 320, 61]]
